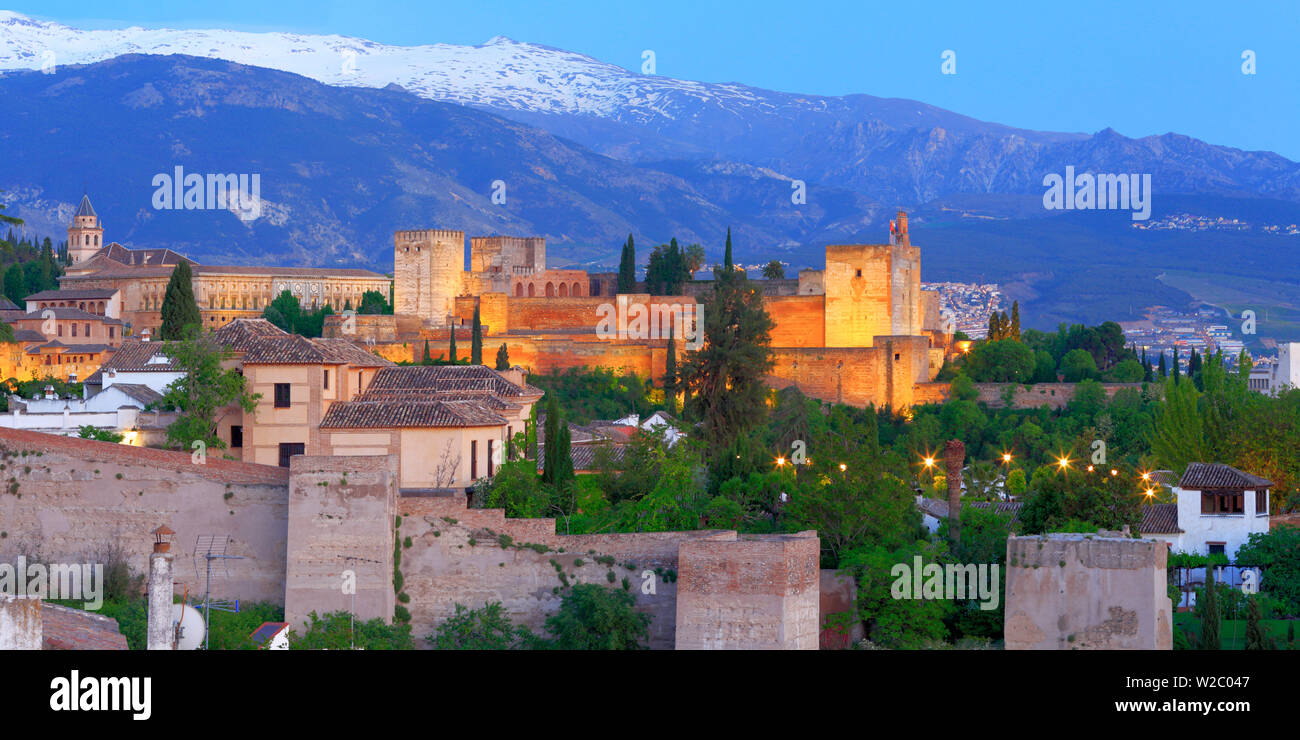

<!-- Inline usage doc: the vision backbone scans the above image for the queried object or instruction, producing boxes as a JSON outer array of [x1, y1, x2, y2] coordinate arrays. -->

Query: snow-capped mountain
[[0, 9, 1074, 167]]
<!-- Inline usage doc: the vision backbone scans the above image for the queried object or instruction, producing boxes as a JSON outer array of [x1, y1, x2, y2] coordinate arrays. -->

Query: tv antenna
[[193, 534, 245, 650]]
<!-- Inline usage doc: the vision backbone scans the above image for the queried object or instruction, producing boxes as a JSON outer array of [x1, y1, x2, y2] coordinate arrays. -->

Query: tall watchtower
[[67, 194, 104, 264], [823, 210, 921, 347], [393, 229, 465, 324]]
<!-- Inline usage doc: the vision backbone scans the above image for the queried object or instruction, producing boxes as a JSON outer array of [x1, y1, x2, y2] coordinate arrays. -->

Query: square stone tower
[[469, 236, 546, 293], [823, 211, 921, 347], [394, 229, 465, 324]]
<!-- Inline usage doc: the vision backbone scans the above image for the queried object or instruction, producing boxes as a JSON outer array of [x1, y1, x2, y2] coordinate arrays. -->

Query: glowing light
[[1086, 465, 1094, 472], [1001, 452, 1012, 464], [1141, 471, 1151, 481], [1057, 457, 1070, 470], [776, 457, 786, 467], [1144, 489, 1155, 497], [839, 463, 847, 472], [1110, 469, 1118, 477], [924, 456, 936, 468]]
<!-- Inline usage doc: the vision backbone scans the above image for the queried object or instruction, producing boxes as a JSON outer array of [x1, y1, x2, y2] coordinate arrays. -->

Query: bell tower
[[67, 194, 103, 264]]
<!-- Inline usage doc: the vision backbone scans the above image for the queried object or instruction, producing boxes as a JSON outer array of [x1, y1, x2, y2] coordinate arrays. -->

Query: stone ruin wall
[[1004, 533, 1172, 650]]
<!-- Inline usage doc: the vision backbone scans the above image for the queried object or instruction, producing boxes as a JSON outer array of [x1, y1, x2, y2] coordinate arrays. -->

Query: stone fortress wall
[[329, 211, 955, 411], [0, 428, 823, 649]]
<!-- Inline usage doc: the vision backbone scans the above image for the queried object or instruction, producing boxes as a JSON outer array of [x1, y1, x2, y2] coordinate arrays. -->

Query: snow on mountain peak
[[0, 11, 762, 119]]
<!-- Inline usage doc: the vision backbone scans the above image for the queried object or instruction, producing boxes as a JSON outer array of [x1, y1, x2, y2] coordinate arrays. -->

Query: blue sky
[[13, 0, 1300, 159]]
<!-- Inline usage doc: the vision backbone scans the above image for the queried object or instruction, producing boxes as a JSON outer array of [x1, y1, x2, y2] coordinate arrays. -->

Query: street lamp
[[839, 463, 847, 472], [1057, 456, 1071, 470], [1001, 452, 1012, 464]]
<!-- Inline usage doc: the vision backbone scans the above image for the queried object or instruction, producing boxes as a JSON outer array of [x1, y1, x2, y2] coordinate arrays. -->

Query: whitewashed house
[[1143, 463, 1272, 560]]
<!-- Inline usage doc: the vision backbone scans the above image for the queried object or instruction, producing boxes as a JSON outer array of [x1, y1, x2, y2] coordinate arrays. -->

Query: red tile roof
[[1179, 463, 1273, 490], [41, 602, 129, 650]]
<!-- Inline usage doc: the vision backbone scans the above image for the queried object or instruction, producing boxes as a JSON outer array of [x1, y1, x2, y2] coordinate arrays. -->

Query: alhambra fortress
[[0, 199, 1174, 650]]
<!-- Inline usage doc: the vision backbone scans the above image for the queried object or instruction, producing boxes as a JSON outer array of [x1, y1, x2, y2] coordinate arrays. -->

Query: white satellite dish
[[172, 603, 206, 651]]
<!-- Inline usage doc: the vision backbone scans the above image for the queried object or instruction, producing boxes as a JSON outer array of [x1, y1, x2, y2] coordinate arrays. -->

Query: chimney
[[944, 439, 965, 544], [146, 525, 175, 650], [896, 211, 910, 247]]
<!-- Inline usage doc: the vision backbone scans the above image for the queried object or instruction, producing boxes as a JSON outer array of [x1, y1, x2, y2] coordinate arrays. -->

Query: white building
[[0, 340, 181, 438], [1144, 463, 1272, 560]]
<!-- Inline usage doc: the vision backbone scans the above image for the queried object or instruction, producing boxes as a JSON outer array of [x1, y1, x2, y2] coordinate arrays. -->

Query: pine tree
[[448, 327, 458, 364], [1151, 374, 1204, 474], [723, 227, 734, 272], [495, 343, 510, 371], [471, 304, 483, 364], [1201, 566, 1221, 650], [159, 261, 201, 340], [1009, 301, 1021, 339]]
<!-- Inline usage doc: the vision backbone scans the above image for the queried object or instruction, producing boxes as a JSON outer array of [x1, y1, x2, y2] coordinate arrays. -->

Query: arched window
[[515, 284, 523, 297], [558, 283, 568, 297], [527, 283, 535, 297], [545, 282, 555, 297], [573, 282, 583, 297]]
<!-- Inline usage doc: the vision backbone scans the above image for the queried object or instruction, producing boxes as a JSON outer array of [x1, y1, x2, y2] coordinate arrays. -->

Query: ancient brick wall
[[284, 455, 398, 631], [1004, 534, 1172, 650], [675, 531, 821, 649], [768, 347, 888, 407], [395, 495, 698, 649], [824, 245, 894, 347], [764, 295, 826, 347], [0, 428, 290, 605]]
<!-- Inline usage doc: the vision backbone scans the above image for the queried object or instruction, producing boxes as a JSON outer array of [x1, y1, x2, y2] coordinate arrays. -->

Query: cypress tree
[[495, 343, 510, 371], [471, 304, 483, 364], [663, 329, 678, 416], [723, 227, 733, 272], [1245, 595, 1268, 650], [1010, 301, 1021, 339], [617, 234, 636, 294], [1158, 352, 1167, 378], [1172, 347, 1181, 383], [541, 394, 563, 485], [1201, 566, 1221, 650], [159, 261, 201, 340], [448, 326, 458, 364], [422, 340, 431, 365]]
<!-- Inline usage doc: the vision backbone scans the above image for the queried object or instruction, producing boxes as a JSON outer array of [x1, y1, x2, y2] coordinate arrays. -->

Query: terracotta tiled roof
[[366, 365, 542, 398], [240, 334, 393, 366], [536, 443, 627, 473], [109, 383, 164, 405], [209, 318, 290, 352], [1179, 463, 1274, 490], [17, 308, 123, 324], [24, 288, 118, 301], [0, 296, 18, 310], [320, 399, 505, 429], [9, 329, 46, 343], [26, 341, 114, 354], [917, 498, 1023, 522], [311, 338, 394, 368], [1139, 503, 1182, 534], [90, 341, 175, 372], [41, 602, 128, 650]]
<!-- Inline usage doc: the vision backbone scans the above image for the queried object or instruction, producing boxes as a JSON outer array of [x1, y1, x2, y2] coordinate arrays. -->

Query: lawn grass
[[1173, 612, 1297, 650]]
